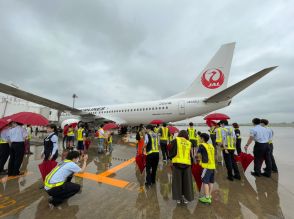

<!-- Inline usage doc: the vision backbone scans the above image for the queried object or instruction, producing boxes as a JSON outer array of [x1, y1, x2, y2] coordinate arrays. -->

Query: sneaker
[[176, 200, 181, 204], [199, 196, 212, 204], [261, 172, 271, 178], [182, 199, 188, 204]]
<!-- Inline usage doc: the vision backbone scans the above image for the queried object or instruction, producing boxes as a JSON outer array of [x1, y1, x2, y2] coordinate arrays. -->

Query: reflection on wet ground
[[0, 127, 293, 218]]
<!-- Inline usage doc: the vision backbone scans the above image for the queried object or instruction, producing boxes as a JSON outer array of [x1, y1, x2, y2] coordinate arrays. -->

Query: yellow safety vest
[[187, 127, 197, 140], [0, 138, 8, 144], [45, 160, 72, 189], [160, 127, 169, 141], [234, 128, 241, 139], [215, 128, 222, 143], [169, 135, 174, 141], [154, 127, 159, 133], [98, 128, 105, 139], [196, 135, 201, 146], [67, 128, 74, 136], [108, 136, 112, 143], [199, 143, 216, 169], [172, 137, 192, 165], [223, 127, 235, 150], [77, 128, 85, 141], [146, 133, 159, 155], [209, 127, 216, 135]]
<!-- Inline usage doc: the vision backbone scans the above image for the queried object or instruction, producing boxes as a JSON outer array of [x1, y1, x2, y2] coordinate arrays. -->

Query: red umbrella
[[69, 122, 78, 128], [0, 119, 8, 130], [136, 154, 146, 174], [167, 126, 179, 134], [150, 120, 164, 125], [204, 113, 230, 121], [38, 160, 58, 181], [191, 163, 203, 191], [206, 120, 217, 127], [104, 122, 119, 130], [7, 112, 49, 126], [235, 152, 254, 171]]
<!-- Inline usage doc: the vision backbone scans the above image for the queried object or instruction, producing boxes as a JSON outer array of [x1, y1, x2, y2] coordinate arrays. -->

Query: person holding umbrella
[[169, 130, 194, 204], [144, 125, 160, 187], [8, 122, 28, 176], [0, 124, 10, 175], [42, 124, 59, 161]]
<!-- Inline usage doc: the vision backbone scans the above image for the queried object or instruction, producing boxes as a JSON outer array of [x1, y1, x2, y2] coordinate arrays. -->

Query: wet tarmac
[[0, 126, 293, 219]]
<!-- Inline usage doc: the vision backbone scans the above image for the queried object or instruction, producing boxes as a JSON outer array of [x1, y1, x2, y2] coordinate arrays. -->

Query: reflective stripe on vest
[[209, 127, 216, 135], [172, 137, 192, 165], [200, 143, 216, 169], [215, 128, 222, 143], [77, 128, 84, 141], [160, 127, 169, 141], [223, 127, 235, 150], [0, 138, 8, 144], [44, 160, 72, 189], [146, 133, 159, 155], [188, 128, 196, 140]]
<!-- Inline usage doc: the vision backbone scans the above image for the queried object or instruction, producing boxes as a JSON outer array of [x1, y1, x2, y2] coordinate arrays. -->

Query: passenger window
[[152, 107, 154, 110]]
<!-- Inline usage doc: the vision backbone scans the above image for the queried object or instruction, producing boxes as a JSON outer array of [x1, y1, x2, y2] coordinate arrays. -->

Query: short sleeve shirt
[[250, 125, 270, 143]]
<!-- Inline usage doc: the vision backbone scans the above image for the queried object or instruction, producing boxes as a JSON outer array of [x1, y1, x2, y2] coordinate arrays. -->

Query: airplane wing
[[0, 82, 91, 116], [204, 66, 277, 103], [95, 115, 127, 125]]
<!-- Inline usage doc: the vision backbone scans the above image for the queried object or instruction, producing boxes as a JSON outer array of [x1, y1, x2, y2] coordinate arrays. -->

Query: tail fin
[[169, 42, 235, 98]]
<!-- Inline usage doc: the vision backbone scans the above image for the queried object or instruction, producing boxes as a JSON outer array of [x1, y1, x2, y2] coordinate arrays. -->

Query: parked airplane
[[0, 43, 277, 127]]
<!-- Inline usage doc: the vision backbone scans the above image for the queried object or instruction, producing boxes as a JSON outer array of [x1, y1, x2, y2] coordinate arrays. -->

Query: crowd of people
[[0, 117, 278, 208]]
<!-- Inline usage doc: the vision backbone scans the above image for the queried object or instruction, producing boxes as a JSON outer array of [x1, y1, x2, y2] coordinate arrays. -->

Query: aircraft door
[[178, 100, 185, 115]]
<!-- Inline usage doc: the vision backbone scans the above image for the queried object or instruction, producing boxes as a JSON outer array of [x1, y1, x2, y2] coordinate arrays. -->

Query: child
[[197, 133, 216, 204]]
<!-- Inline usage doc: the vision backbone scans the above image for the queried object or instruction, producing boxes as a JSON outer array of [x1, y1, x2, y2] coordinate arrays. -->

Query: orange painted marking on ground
[[99, 157, 135, 177], [75, 172, 129, 188]]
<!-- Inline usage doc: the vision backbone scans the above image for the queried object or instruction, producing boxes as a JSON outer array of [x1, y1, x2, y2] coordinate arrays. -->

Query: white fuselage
[[60, 98, 231, 126]]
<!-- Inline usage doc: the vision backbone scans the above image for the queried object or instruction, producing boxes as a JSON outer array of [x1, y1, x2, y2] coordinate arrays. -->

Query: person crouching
[[169, 130, 194, 204], [45, 151, 88, 207]]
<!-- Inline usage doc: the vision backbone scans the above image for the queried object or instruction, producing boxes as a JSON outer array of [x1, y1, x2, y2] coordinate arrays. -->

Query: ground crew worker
[[107, 132, 114, 153], [144, 125, 159, 187], [97, 124, 106, 154], [219, 120, 240, 181], [77, 123, 86, 155], [232, 123, 242, 155], [208, 123, 217, 148], [187, 122, 197, 148], [158, 123, 170, 162], [215, 122, 223, 164], [42, 124, 59, 160], [25, 124, 33, 155], [154, 124, 160, 134], [0, 125, 10, 175], [261, 119, 278, 173], [197, 133, 216, 204], [196, 131, 202, 147], [169, 130, 194, 204], [244, 118, 272, 177], [67, 125, 75, 149], [8, 122, 28, 176], [45, 151, 88, 207], [62, 124, 69, 149]]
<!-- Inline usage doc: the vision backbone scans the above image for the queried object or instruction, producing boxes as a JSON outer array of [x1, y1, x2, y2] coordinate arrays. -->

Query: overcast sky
[[0, 0, 293, 123]]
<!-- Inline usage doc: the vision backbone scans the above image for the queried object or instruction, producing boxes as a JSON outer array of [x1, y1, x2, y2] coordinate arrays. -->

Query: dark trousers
[[253, 142, 272, 176], [160, 140, 168, 161], [62, 136, 67, 149], [269, 143, 278, 171], [47, 179, 80, 206], [223, 149, 240, 178], [236, 139, 242, 155], [0, 143, 10, 172], [172, 165, 194, 201], [210, 134, 216, 147], [146, 153, 159, 185], [8, 142, 25, 176]]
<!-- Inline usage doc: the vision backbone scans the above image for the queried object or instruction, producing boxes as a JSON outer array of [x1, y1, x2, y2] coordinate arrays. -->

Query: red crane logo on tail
[[201, 68, 224, 89]]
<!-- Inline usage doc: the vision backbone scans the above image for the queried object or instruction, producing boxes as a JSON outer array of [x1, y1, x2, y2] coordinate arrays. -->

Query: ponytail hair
[[47, 124, 58, 134]]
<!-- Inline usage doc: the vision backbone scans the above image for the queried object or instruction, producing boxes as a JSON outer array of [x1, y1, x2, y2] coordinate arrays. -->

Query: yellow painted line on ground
[[99, 157, 135, 177], [75, 172, 129, 188]]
